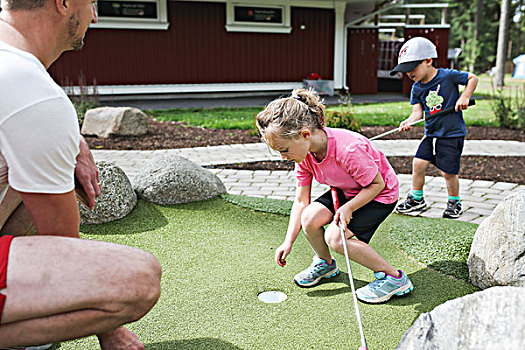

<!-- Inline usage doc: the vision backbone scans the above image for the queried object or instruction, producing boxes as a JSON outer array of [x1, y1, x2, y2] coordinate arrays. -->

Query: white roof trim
[[65, 82, 305, 96]]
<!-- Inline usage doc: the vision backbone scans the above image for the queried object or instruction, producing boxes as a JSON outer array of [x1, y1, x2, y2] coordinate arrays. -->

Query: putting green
[[59, 198, 477, 350]]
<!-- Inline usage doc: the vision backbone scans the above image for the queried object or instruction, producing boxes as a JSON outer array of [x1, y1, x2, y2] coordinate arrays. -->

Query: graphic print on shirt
[[426, 84, 444, 115]]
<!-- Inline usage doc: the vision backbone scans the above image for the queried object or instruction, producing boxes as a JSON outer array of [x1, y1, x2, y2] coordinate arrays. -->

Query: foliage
[[63, 74, 100, 126], [324, 93, 360, 132], [401, 0, 506, 74], [490, 83, 525, 130]]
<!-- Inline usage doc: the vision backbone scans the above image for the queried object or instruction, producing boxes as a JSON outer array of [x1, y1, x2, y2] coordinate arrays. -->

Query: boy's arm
[[399, 103, 424, 131], [456, 73, 478, 111]]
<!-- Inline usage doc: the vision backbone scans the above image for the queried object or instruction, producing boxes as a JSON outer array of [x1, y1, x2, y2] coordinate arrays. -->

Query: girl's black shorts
[[314, 188, 396, 244]]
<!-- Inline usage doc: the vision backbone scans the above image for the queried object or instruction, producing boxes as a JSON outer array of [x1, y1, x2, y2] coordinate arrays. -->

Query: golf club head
[[358, 347, 368, 350]]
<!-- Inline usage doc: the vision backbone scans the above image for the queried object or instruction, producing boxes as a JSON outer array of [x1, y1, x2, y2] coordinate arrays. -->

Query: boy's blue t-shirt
[[410, 68, 469, 137]]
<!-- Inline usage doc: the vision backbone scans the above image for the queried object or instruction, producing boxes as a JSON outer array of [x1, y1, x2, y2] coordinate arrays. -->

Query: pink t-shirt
[[295, 127, 399, 204]]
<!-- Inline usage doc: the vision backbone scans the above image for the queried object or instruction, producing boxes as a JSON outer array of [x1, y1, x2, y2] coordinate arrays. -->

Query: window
[[225, 2, 291, 33], [91, 0, 169, 30]]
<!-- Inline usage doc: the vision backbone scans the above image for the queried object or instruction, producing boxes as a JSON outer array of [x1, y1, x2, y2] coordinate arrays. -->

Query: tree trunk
[[470, 0, 483, 72], [518, 0, 524, 55], [494, 0, 510, 88]]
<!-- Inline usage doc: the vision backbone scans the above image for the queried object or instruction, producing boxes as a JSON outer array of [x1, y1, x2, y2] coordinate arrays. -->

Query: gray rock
[[396, 286, 525, 350], [79, 161, 137, 224], [81, 107, 148, 138], [468, 191, 525, 289], [133, 155, 226, 205]]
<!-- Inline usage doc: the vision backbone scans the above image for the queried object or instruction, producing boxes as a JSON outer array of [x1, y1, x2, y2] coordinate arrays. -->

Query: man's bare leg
[[0, 236, 161, 348]]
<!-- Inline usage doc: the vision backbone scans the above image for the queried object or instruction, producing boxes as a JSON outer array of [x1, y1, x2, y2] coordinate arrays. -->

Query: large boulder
[[79, 161, 137, 224], [396, 286, 525, 350], [467, 191, 525, 289], [81, 107, 148, 138], [133, 155, 226, 205]]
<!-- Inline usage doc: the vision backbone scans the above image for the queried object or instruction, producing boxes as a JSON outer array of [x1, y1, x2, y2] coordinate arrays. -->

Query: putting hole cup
[[258, 291, 287, 303]]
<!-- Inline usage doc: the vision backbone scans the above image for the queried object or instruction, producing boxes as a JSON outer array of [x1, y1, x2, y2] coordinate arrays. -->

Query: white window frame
[[90, 0, 169, 30], [225, 1, 291, 34]]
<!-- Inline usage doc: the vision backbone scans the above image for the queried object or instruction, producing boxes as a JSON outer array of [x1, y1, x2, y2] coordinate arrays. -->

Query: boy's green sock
[[448, 195, 461, 202], [411, 190, 423, 200]]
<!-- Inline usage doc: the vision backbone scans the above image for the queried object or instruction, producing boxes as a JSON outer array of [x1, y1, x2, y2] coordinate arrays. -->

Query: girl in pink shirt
[[256, 89, 413, 303]]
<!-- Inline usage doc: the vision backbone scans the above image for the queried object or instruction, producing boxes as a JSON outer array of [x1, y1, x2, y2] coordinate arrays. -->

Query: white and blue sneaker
[[0, 344, 53, 350], [293, 256, 340, 288], [356, 270, 413, 303]]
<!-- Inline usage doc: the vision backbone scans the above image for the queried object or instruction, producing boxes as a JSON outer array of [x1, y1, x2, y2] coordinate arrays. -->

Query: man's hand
[[75, 136, 101, 210], [98, 326, 145, 350]]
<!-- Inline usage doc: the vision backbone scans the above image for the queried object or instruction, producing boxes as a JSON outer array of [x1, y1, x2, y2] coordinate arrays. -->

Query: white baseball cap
[[390, 37, 437, 76]]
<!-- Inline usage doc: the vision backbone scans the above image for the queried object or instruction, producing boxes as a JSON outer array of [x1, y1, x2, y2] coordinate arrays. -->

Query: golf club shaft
[[369, 99, 476, 141], [331, 188, 368, 350]]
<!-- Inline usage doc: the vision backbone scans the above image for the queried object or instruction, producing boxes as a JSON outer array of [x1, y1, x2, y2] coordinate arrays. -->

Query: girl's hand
[[333, 206, 353, 230], [275, 242, 292, 267]]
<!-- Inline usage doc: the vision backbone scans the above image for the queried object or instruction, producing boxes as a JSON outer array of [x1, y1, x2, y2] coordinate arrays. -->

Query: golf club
[[369, 99, 476, 141], [331, 188, 368, 350]]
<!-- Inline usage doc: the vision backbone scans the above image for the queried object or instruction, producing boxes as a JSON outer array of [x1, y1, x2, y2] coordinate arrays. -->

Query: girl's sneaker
[[356, 270, 413, 303], [293, 256, 340, 288]]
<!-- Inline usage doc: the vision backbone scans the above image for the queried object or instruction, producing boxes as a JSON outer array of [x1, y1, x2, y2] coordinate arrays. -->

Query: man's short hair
[[2, 0, 47, 10]]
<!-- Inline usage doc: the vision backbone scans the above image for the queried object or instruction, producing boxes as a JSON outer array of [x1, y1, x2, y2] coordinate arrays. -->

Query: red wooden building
[[48, 1, 450, 97]]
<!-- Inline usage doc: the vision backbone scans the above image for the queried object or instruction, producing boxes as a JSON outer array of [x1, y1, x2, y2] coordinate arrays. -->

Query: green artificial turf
[[60, 198, 478, 350], [389, 215, 477, 281]]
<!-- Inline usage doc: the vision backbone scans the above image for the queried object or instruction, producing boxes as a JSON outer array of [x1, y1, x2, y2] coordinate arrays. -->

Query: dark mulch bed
[[85, 121, 524, 184], [206, 157, 524, 185]]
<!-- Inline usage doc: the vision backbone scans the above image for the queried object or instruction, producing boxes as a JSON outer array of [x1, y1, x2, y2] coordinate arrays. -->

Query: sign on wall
[[97, 1, 158, 19], [234, 6, 283, 24]]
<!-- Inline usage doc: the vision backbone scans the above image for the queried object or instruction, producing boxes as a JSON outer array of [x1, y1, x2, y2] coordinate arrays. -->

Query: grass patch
[[147, 100, 499, 130], [147, 107, 263, 129], [329, 99, 497, 127], [389, 214, 477, 280], [58, 198, 477, 350], [221, 193, 292, 216]]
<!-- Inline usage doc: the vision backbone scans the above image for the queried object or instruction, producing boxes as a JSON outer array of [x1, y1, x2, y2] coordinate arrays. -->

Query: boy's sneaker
[[443, 200, 463, 219], [395, 194, 426, 213], [356, 270, 413, 304], [293, 256, 340, 288]]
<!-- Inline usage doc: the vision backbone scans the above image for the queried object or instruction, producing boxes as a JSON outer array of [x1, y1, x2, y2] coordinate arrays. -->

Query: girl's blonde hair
[[256, 88, 325, 141]]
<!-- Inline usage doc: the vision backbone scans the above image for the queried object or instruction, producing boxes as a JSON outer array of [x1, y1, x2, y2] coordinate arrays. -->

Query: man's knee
[[124, 251, 162, 321]]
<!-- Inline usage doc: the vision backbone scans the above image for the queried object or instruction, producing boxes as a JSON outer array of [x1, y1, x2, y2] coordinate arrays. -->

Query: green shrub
[[63, 74, 100, 127], [490, 84, 525, 131], [324, 93, 360, 132]]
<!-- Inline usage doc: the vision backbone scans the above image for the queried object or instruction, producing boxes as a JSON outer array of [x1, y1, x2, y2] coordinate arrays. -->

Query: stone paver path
[[92, 140, 524, 224]]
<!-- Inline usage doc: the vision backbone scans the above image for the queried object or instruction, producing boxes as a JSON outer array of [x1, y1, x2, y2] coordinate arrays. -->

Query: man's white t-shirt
[[0, 41, 79, 195]]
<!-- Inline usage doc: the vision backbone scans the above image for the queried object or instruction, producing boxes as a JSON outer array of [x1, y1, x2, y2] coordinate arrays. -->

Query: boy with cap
[[390, 37, 478, 218]]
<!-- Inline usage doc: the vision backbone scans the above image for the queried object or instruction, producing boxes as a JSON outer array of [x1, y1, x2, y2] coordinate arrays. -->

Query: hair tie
[[292, 95, 302, 102]]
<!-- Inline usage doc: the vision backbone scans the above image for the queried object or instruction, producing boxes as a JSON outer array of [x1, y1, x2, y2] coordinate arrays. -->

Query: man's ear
[[55, 0, 69, 15]]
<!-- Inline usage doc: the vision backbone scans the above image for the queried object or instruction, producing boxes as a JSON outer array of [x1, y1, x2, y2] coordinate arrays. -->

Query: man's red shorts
[[0, 235, 14, 321]]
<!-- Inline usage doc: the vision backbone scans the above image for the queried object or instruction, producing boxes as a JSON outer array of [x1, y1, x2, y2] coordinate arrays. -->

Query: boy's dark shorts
[[314, 189, 396, 244], [415, 136, 464, 175]]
